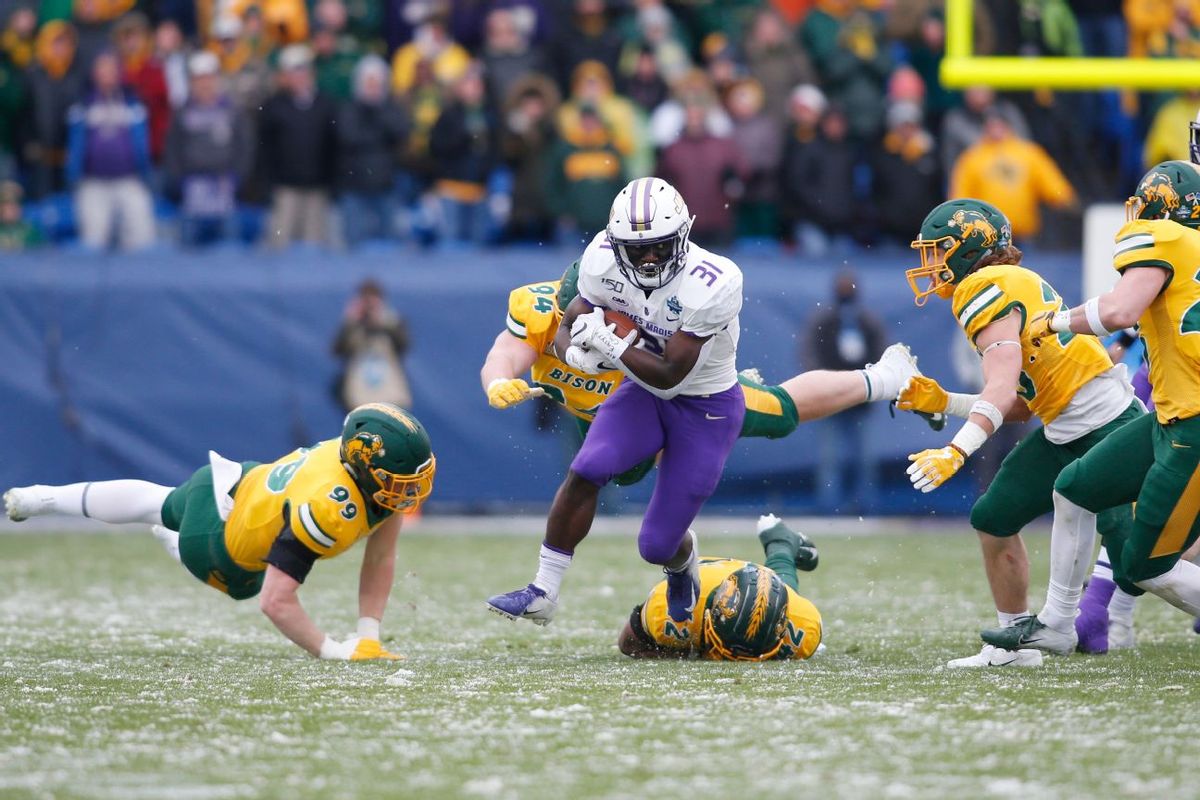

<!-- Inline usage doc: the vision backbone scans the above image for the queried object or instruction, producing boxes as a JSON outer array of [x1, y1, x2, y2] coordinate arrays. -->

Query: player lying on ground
[[3, 403, 435, 661], [618, 514, 822, 660], [481, 259, 922, 487], [898, 198, 1144, 665], [983, 162, 1200, 654]]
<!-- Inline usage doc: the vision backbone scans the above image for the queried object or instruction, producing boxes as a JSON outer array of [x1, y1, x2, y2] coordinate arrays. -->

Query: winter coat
[[334, 98, 408, 194]]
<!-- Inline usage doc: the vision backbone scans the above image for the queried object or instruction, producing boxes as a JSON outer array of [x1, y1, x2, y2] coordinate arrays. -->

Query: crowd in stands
[[0, 0, 1197, 253]]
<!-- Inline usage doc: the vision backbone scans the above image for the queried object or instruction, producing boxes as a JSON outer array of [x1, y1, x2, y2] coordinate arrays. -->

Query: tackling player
[[3, 403, 435, 661], [898, 198, 1143, 666], [983, 161, 1200, 653], [618, 514, 822, 661], [484, 177, 752, 627], [481, 260, 921, 487]]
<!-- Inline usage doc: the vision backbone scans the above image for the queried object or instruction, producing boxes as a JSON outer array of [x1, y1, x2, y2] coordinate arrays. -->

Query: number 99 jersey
[[224, 439, 383, 570]]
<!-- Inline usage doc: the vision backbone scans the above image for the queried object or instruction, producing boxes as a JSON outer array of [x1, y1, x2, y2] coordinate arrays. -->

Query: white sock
[[665, 530, 699, 575], [1110, 587, 1137, 626], [1091, 545, 1114, 582], [533, 543, 572, 600], [997, 609, 1029, 627], [1136, 560, 1200, 616], [14, 482, 171, 524], [80, 481, 172, 525], [152, 525, 181, 562], [1039, 491, 1098, 632]]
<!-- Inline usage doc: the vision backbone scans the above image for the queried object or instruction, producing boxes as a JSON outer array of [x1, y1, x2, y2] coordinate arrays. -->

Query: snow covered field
[[2, 523, 1197, 799]]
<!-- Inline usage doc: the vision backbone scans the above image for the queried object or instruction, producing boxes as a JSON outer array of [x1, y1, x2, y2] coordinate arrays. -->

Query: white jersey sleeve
[[679, 269, 742, 338], [575, 231, 614, 307]]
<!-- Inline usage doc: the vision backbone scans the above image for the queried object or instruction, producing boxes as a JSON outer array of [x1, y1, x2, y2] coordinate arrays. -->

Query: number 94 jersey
[[576, 231, 743, 396], [224, 439, 381, 570]]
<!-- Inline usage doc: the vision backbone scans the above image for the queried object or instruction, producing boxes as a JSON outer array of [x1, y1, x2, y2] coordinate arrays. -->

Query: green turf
[[2, 526, 1199, 800]]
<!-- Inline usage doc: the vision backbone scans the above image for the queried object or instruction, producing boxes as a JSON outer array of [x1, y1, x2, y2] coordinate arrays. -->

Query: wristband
[[950, 420, 989, 457], [1047, 309, 1072, 333], [1084, 297, 1112, 337], [969, 399, 1004, 432], [944, 392, 979, 419], [357, 616, 381, 640]]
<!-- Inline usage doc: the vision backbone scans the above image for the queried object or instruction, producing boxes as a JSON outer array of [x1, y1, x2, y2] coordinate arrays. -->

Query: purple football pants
[[571, 379, 745, 565]]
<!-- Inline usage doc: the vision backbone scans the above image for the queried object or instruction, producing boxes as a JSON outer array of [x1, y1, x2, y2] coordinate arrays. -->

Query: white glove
[[571, 308, 635, 364], [564, 344, 608, 375], [570, 307, 607, 347]]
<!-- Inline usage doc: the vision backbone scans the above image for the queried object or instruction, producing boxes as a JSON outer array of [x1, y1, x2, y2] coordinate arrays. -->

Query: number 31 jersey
[[576, 231, 743, 396], [224, 439, 383, 571]]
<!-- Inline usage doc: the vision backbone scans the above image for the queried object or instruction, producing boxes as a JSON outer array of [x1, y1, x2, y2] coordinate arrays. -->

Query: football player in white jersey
[[487, 177, 751, 626]]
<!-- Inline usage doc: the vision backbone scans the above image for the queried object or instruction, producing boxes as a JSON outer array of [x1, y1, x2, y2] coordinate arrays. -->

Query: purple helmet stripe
[[628, 178, 643, 223], [642, 179, 652, 223]]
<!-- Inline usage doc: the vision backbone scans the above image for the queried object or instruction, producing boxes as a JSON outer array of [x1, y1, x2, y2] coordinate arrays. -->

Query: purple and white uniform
[[570, 231, 745, 565]]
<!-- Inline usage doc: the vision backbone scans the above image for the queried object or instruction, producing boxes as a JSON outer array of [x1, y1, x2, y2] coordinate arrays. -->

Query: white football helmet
[[606, 177, 693, 291], [1190, 109, 1200, 165]]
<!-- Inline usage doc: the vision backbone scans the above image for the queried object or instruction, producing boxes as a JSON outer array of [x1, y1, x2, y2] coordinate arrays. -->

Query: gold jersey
[[952, 264, 1113, 424], [506, 280, 624, 420], [639, 557, 822, 660], [1113, 219, 1200, 422], [225, 439, 385, 571]]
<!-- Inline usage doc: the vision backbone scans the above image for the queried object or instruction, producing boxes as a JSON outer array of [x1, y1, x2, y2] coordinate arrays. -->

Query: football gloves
[[571, 307, 636, 364], [319, 636, 404, 661], [896, 376, 949, 414], [564, 344, 610, 375], [906, 445, 966, 493], [486, 378, 545, 409]]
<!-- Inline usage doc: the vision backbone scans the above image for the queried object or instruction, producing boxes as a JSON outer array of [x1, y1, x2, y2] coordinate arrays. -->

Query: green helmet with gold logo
[[907, 198, 1013, 306], [340, 403, 436, 513], [701, 564, 790, 661], [1128, 161, 1200, 228], [556, 259, 581, 310]]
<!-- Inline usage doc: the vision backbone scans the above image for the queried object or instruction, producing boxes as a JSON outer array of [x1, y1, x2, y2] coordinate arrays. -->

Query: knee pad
[[569, 447, 613, 486], [1052, 461, 1092, 510]]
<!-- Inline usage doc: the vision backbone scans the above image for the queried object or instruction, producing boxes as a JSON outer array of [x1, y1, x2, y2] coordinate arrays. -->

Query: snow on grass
[[1, 527, 1197, 799]]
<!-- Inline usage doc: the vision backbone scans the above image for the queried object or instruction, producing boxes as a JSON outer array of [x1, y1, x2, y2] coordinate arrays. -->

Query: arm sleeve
[[1113, 221, 1177, 279], [265, 518, 320, 583], [575, 250, 609, 306], [288, 499, 344, 554], [506, 283, 559, 353], [953, 276, 1016, 343]]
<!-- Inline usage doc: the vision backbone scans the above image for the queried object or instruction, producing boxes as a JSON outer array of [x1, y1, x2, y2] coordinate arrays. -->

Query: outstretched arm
[[481, 330, 543, 408], [907, 314, 1023, 492], [1036, 267, 1168, 339]]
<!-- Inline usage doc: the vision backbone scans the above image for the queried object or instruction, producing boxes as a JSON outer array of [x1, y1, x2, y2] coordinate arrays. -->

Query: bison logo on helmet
[[343, 432, 385, 467], [1139, 172, 1181, 212], [949, 209, 998, 247]]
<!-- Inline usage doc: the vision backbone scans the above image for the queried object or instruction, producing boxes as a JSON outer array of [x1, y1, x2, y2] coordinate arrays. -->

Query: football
[[603, 308, 641, 343]]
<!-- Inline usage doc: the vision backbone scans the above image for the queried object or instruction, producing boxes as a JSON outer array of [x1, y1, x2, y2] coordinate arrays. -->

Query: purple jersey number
[[688, 260, 724, 288]]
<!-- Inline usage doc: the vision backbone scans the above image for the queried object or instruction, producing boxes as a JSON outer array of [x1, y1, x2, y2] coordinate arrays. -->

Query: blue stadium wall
[[0, 247, 1081, 516]]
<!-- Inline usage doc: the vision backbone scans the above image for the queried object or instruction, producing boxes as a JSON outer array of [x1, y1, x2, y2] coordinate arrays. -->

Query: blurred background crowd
[[0, 0, 1197, 253]]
